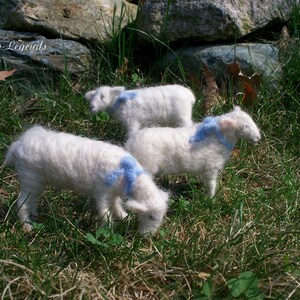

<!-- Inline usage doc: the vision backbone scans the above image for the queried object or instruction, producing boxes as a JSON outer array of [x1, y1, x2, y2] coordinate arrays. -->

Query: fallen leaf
[[198, 272, 211, 279], [202, 63, 223, 114], [226, 61, 240, 79], [203, 64, 218, 92], [0, 69, 16, 81], [115, 57, 129, 76], [238, 73, 261, 106], [241, 81, 257, 105], [238, 73, 261, 90], [225, 61, 261, 106]]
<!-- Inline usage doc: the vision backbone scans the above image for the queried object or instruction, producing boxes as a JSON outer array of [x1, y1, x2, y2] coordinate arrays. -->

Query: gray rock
[[4, 0, 137, 43], [159, 43, 281, 82], [0, 30, 92, 84], [136, 0, 295, 44], [0, 0, 18, 28]]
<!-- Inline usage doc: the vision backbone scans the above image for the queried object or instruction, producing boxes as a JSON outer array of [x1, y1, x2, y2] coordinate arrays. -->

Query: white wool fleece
[[5, 126, 168, 235], [125, 106, 261, 198], [85, 84, 196, 135]]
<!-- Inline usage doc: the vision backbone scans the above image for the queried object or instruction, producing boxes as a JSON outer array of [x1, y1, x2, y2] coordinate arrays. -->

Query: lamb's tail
[[188, 89, 196, 104], [3, 141, 18, 166], [1, 143, 14, 172], [191, 93, 196, 104]]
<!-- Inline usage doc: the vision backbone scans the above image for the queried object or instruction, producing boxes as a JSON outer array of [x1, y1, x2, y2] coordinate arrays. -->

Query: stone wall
[[0, 0, 297, 84]]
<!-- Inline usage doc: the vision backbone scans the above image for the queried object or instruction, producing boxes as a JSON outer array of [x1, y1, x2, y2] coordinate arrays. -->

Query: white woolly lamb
[[5, 126, 168, 235], [85, 84, 196, 135], [125, 106, 261, 198]]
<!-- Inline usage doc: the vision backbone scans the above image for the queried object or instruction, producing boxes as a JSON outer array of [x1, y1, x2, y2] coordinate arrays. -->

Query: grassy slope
[[1, 9, 300, 300]]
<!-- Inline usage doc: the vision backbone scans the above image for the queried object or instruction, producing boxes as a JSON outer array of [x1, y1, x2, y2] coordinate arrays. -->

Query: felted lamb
[[125, 106, 261, 198], [85, 84, 196, 135], [5, 126, 168, 235]]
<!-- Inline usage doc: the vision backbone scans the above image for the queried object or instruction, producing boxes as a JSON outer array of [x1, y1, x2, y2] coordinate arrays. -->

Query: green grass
[[1, 6, 300, 300]]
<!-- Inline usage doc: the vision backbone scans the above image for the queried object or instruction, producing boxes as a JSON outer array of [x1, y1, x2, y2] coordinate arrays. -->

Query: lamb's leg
[[201, 172, 218, 198], [16, 182, 43, 232], [95, 194, 113, 225], [112, 197, 128, 220], [127, 121, 140, 136], [178, 116, 193, 127], [206, 179, 217, 198]]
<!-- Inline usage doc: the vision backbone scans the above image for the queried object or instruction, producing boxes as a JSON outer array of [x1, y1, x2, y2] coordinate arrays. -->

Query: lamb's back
[[125, 125, 229, 175], [7, 126, 127, 188], [125, 126, 194, 174]]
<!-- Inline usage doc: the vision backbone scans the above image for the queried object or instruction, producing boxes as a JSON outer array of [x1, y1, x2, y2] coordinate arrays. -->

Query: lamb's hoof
[[118, 212, 128, 220], [22, 222, 33, 232]]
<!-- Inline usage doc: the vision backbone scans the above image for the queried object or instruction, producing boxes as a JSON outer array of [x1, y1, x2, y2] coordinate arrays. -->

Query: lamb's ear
[[126, 200, 148, 213], [234, 106, 241, 111], [218, 117, 237, 130], [110, 86, 125, 98], [85, 90, 96, 101]]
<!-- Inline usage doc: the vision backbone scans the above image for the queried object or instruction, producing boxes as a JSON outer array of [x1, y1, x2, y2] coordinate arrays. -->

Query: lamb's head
[[85, 86, 125, 113], [126, 190, 169, 236], [223, 106, 261, 145]]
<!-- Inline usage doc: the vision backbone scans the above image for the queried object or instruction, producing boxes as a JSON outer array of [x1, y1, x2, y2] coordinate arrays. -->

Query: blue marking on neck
[[109, 90, 138, 112], [105, 156, 144, 196], [189, 116, 234, 151]]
